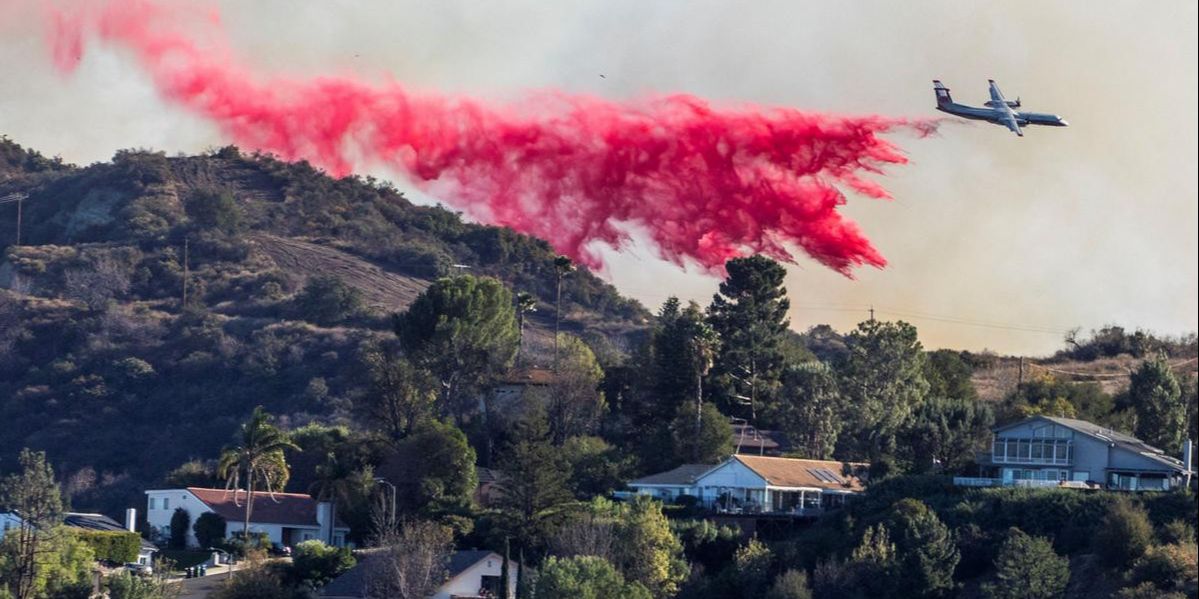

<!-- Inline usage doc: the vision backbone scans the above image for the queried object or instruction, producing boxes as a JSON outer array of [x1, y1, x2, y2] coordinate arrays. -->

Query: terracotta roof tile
[[186, 488, 346, 528]]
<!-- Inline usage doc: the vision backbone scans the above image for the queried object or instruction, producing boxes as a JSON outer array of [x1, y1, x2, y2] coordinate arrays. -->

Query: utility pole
[[868, 305, 875, 322], [1, 193, 28, 245]]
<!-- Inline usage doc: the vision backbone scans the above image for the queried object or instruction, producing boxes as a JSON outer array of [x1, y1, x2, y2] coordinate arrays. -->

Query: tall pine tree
[[707, 256, 790, 423], [1130, 354, 1185, 454]]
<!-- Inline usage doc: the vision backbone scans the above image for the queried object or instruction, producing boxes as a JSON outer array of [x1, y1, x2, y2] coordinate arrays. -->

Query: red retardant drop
[[46, 0, 937, 276]]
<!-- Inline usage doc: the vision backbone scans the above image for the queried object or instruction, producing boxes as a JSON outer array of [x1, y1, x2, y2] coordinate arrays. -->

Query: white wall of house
[[694, 460, 768, 506], [630, 484, 694, 501], [433, 554, 516, 599], [145, 489, 212, 547]]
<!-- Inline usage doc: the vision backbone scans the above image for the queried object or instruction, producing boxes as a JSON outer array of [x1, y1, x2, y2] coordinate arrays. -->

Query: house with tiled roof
[[319, 548, 516, 599], [629, 455, 868, 516], [955, 415, 1194, 491], [144, 487, 350, 549]]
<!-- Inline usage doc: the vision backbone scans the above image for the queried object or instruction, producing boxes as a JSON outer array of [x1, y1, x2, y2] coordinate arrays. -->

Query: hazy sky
[[2, 0, 1196, 355]]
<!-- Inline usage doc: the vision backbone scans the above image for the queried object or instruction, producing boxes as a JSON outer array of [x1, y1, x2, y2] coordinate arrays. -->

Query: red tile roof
[[186, 488, 346, 528]]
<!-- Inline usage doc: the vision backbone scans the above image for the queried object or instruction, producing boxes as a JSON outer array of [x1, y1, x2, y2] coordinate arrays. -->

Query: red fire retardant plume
[[46, 0, 936, 275]]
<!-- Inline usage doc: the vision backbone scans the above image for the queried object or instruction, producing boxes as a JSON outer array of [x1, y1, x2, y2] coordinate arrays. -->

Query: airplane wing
[[1003, 113, 1024, 137], [988, 80, 1006, 103]]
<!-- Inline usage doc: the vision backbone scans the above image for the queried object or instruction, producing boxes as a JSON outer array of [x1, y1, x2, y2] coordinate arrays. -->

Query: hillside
[[0, 136, 649, 512]]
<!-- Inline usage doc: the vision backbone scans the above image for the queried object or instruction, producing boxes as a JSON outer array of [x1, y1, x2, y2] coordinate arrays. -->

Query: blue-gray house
[[956, 415, 1192, 491]]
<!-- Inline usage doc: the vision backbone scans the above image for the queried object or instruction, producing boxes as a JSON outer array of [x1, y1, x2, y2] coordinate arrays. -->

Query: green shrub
[[288, 540, 355, 588], [537, 555, 652, 599], [294, 275, 362, 325], [1095, 497, 1154, 569], [71, 529, 141, 564], [193, 512, 227, 549], [1128, 542, 1198, 596]]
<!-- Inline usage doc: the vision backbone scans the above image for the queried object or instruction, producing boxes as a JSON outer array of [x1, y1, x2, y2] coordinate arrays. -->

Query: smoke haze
[[2, 0, 1195, 354]]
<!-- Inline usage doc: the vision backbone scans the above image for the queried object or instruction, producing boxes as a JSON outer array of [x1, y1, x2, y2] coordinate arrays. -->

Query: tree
[[707, 256, 790, 422], [537, 556, 652, 599], [669, 403, 733, 465], [515, 291, 537, 365], [169, 508, 191, 549], [216, 407, 300, 545], [0, 449, 64, 599], [363, 520, 453, 599], [838, 320, 929, 460], [494, 412, 574, 551], [766, 569, 812, 599], [609, 496, 689, 598], [378, 420, 478, 516], [309, 452, 360, 546], [394, 275, 519, 422], [901, 395, 993, 473], [185, 188, 242, 234], [0, 531, 95, 599], [884, 499, 959, 598], [193, 513, 227, 550], [1130, 355, 1185, 454], [537, 334, 606, 444], [289, 540, 356, 588], [813, 524, 899, 599], [983, 528, 1069, 599], [358, 351, 437, 441], [560, 436, 634, 499], [1127, 542, 1198, 597], [730, 538, 773, 598], [295, 275, 363, 326], [552, 256, 576, 369], [767, 362, 842, 459], [1094, 496, 1153, 569]]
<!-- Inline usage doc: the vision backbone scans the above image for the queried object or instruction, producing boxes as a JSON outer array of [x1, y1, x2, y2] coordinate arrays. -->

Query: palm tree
[[686, 319, 720, 461], [552, 256, 575, 370], [514, 292, 537, 365], [217, 406, 300, 546], [309, 451, 361, 545]]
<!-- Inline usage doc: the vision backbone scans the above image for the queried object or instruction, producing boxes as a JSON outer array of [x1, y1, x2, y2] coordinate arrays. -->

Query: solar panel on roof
[[807, 468, 844, 484]]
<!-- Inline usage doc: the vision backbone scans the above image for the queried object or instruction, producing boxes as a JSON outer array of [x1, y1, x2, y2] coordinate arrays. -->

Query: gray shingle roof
[[629, 464, 714, 487], [319, 549, 501, 598]]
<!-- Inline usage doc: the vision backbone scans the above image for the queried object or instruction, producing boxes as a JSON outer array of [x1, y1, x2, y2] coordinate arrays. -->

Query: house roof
[[183, 488, 348, 529], [477, 467, 501, 484], [996, 416, 1189, 472], [64, 512, 157, 552], [729, 456, 868, 492], [732, 424, 789, 454], [318, 549, 502, 598], [495, 367, 555, 386], [629, 464, 716, 487]]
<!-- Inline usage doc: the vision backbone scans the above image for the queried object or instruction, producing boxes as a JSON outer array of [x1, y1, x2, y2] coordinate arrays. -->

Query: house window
[[149, 498, 156, 510], [480, 575, 503, 596], [163, 498, 170, 510]]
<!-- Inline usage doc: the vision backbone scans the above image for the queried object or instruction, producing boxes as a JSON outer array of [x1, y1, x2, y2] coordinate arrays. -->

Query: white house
[[319, 549, 516, 598], [0, 512, 25, 539], [144, 487, 349, 548], [629, 455, 868, 516]]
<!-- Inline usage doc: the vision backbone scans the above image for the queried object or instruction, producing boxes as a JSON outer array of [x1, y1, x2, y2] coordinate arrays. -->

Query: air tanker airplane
[[933, 79, 1068, 136]]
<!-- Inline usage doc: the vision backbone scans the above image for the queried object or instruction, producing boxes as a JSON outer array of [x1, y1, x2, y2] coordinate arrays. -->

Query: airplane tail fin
[[933, 80, 953, 107]]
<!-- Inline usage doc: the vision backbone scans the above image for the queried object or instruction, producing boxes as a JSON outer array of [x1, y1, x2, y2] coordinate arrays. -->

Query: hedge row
[[71, 529, 141, 564]]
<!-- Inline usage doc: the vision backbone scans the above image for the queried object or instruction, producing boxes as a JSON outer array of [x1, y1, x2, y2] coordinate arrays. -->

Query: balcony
[[953, 477, 1094, 489]]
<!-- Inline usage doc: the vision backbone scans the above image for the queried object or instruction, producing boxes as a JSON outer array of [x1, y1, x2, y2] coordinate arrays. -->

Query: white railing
[[953, 477, 1064, 489]]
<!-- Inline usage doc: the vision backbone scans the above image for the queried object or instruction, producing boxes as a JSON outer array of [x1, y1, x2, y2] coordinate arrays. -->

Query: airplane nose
[[1060, 120, 1069, 126]]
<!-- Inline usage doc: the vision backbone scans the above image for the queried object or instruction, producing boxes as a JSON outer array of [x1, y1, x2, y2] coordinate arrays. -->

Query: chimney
[[125, 508, 137, 533], [316, 501, 333, 545]]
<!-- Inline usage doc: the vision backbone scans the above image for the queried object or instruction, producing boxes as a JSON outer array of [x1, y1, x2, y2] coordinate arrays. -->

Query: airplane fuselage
[[933, 80, 1067, 136]]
